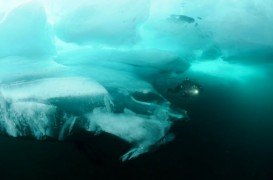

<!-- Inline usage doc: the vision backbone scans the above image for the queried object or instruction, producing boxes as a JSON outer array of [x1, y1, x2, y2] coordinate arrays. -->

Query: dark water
[[1, 75, 273, 180]]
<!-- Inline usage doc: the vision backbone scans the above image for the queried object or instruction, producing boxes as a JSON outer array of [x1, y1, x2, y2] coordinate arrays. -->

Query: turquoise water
[[0, 0, 273, 179]]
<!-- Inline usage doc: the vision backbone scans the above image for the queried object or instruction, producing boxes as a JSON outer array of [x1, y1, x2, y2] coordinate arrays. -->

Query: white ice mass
[[0, 0, 272, 160]]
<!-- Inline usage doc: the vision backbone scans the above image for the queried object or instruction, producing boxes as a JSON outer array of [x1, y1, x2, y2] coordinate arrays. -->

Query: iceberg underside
[[0, 0, 272, 160]]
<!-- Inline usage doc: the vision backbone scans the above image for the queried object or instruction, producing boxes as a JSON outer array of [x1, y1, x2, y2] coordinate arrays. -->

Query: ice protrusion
[[55, 48, 187, 72], [58, 115, 77, 140], [86, 108, 173, 161], [0, 77, 113, 139], [54, 48, 189, 93], [54, 0, 150, 46], [0, 1, 55, 58], [1, 77, 108, 102]]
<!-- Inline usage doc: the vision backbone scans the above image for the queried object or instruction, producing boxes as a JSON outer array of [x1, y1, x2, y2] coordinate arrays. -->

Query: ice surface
[[1, 77, 108, 101], [0, 57, 64, 84], [189, 60, 264, 82], [55, 48, 189, 86], [178, 0, 273, 62], [0, 0, 272, 160]]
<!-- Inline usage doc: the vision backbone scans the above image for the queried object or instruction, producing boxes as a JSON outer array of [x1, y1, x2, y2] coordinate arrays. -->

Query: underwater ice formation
[[0, 1, 55, 58], [0, 0, 272, 160]]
